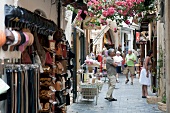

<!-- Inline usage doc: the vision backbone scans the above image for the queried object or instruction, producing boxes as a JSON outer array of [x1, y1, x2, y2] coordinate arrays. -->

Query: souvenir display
[[0, 4, 74, 113]]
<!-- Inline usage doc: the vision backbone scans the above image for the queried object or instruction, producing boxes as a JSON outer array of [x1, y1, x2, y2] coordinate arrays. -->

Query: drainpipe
[[165, 0, 170, 112], [80, 32, 86, 65], [79, 32, 86, 83], [73, 27, 77, 103]]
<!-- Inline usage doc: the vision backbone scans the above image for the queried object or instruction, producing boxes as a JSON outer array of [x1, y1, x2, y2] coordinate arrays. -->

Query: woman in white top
[[113, 51, 123, 83], [139, 50, 153, 98]]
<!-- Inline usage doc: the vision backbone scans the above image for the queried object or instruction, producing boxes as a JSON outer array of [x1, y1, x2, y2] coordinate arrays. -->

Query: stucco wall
[[156, 0, 166, 97], [18, 0, 57, 22], [157, 21, 166, 97]]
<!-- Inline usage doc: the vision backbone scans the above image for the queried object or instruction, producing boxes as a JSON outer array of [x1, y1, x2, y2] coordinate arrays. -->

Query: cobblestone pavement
[[67, 74, 165, 113]]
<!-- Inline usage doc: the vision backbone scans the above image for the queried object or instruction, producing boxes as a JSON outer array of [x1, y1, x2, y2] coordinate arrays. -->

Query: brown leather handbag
[[54, 81, 62, 91], [56, 43, 63, 58], [59, 60, 68, 74], [55, 61, 64, 74], [61, 44, 67, 59]]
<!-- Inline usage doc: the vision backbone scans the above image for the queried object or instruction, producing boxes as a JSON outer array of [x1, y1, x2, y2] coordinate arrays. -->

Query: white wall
[[18, 0, 57, 23], [0, 0, 21, 59]]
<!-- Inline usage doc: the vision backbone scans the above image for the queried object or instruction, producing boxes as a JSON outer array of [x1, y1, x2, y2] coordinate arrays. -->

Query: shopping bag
[[0, 78, 10, 94]]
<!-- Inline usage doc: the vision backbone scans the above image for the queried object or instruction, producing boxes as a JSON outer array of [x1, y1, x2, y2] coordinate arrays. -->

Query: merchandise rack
[[77, 63, 101, 105], [78, 83, 99, 105]]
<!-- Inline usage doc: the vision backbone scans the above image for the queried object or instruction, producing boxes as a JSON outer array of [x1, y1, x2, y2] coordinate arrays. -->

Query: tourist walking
[[105, 49, 118, 101], [124, 50, 137, 85], [139, 50, 153, 98], [113, 51, 123, 83]]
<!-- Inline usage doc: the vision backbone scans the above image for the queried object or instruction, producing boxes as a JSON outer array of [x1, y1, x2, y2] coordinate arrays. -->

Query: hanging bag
[[55, 61, 64, 74], [56, 43, 63, 58], [45, 52, 53, 65], [0, 78, 10, 95], [21, 49, 32, 64], [61, 44, 67, 59]]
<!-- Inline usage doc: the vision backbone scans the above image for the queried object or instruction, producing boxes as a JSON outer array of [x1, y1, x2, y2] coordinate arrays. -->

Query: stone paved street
[[67, 74, 165, 113]]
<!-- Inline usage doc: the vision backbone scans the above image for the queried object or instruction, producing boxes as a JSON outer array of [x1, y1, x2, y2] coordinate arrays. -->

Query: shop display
[[0, 4, 74, 113], [4, 4, 57, 36], [0, 64, 40, 113]]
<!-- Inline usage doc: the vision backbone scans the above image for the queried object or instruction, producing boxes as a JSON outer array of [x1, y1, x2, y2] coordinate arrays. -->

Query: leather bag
[[61, 44, 67, 59], [59, 60, 68, 73], [55, 61, 64, 74], [21, 50, 32, 64], [56, 43, 63, 58], [45, 52, 52, 65], [54, 81, 62, 91], [33, 32, 46, 66]]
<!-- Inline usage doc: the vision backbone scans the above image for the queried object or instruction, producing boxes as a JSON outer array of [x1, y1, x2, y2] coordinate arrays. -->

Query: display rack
[[76, 63, 102, 105], [78, 83, 98, 105]]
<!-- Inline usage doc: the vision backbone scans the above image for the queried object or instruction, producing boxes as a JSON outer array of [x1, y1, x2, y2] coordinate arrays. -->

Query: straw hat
[[0, 30, 6, 47]]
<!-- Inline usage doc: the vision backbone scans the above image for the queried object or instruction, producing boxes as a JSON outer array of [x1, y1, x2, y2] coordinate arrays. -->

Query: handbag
[[0, 78, 10, 95], [56, 43, 63, 58], [21, 49, 32, 64], [45, 52, 52, 65], [59, 60, 68, 73], [61, 44, 67, 58], [55, 61, 64, 74]]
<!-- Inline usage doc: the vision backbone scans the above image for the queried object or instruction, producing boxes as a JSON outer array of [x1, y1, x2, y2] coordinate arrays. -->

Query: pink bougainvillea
[[102, 10, 108, 17], [72, 0, 154, 27], [107, 7, 115, 16], [125, 20, 131, 25], [100, 18, 107, 25]]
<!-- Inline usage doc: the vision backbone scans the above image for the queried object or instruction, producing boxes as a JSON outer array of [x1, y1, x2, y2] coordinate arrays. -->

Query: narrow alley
[[67, 75, 165, 113]]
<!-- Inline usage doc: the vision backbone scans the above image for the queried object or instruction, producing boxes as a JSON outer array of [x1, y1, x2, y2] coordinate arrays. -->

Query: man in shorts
[[124, 50, 136, 85]]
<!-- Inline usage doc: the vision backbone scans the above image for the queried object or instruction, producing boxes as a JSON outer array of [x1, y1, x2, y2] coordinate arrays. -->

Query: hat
[[2, 29, 14, 51], [7, 30, 19, 51], [22, 29, 34, 46], [116, 51, 121, 54], [10, 31, 21, 51], [0, 30, 6, 47], [19, 32, 29, 52]]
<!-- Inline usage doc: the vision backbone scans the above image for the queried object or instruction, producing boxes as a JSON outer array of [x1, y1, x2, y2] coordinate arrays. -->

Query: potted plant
[[158, 95, 167, 112]]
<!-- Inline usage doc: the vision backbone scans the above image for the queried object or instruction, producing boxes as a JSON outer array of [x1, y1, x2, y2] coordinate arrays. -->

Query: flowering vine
[[68, 0, 156, 28]]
